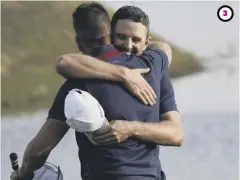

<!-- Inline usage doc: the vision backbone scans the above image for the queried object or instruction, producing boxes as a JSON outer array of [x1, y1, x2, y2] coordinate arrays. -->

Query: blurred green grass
[[1, 1, 204, 115]]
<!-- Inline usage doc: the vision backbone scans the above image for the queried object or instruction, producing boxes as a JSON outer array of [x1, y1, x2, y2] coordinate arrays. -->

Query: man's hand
[[93, 120, 134, 145], [121, 68, 157, 106], [11, 119, 69, 180], [10, 168, 34, 180]]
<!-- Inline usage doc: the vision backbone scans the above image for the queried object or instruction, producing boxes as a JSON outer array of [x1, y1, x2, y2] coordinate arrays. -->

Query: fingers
[[135, 87, 156, 106], [142, 82, 157, 104], [136, 91, 148, 105], [10, 169, 34, 180], [93, 131, 113, 141], [125, 68, 157, 106], [140, 90, 155, 106], [145, 81, 157, 99], [94, 136, 118, 145], [93, 125, 112, 136], [10, 171, 18, 180], [137, 68, 150, 74], [93, 130, 118, 145], [136, 82, 156, 106], [135, 68, 157, 105]]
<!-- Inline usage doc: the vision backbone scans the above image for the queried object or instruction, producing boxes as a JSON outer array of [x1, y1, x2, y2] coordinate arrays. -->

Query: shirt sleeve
[[159, 74, 178, 115], [140, 49, 169, 72], [47, 81, 71, 121], [47, 79, 86, 121]]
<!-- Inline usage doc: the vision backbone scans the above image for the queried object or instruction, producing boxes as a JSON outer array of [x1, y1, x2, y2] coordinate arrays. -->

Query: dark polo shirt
[[47, 45, 177, 180]]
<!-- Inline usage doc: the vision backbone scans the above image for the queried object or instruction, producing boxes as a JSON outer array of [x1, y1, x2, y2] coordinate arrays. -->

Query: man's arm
[[11, 81, 73, 180], [127, 74, 183, 146], [93, 74, 183, 146], [130, 74, 183, 146], [95, 112, 183, 147], [56, 41, 171, 80], [130, 111, 183, 146], [94, 112, 182, 146], [56, 54, 157, 106], [18, 119, 69, 177], [56, 53, 127, 81]]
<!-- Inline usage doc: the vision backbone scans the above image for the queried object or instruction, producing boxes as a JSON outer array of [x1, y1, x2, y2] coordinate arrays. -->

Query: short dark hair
[[111, 6, 150, 33], [72, 2, 110, 38]]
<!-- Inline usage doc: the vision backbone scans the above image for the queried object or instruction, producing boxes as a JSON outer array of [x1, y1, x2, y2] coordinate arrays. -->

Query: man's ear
[[145, 36, 152, 45]]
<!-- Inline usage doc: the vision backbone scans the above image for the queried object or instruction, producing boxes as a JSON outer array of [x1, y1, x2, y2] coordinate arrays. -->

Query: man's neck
[[87, 44, 113, 57]]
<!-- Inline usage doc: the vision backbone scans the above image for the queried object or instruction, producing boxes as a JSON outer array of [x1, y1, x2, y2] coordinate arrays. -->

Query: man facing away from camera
[[10, 3, 183, 180], [56, 3, 183, 180]]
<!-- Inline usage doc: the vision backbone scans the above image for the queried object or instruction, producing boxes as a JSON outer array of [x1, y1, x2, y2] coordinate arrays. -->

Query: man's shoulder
[[140, 49, 169, 72], [146, 42, 172, 66], [47, 79, 88, 121], [142, 49, 167, 60]]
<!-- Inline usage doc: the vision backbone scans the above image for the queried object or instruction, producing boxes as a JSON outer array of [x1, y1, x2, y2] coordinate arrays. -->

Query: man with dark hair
[[110, 5, 151, 55], [72, 3, 111, 55], [111, 5, 150, 30], [57, 3, 182, 180], [10, 3, 183, 180]]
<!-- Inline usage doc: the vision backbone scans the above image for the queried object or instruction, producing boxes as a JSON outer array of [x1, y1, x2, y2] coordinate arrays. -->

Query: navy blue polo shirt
[[47, 45, 177, 180]]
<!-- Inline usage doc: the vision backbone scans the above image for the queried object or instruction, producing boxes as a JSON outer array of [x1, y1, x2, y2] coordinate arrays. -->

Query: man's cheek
[[134, 46, 143, 55], [114, 39, 122, 46], [138, 44, 147, 55], [143, 44, 147, 51]]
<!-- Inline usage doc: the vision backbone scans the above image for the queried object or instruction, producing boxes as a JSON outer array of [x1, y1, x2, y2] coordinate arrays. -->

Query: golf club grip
[[10, 153, 19, 171]]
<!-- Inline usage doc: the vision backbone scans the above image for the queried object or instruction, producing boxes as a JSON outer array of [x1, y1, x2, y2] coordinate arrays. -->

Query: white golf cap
[[64, 88, 106, 133]]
